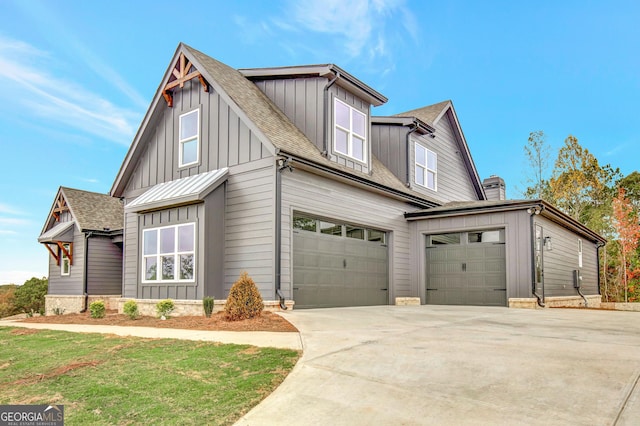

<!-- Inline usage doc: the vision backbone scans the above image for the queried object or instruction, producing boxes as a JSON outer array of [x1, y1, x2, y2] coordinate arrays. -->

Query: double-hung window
[[142, 223, 195, 282], [415, 144, 437, 190], [61, 243, 71, 276], [179, 109, 199, 167], [334, 98, 367, 162]]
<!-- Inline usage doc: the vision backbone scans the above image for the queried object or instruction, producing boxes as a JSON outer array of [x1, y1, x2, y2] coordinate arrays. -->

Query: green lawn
[[0, 327, 299, 425]]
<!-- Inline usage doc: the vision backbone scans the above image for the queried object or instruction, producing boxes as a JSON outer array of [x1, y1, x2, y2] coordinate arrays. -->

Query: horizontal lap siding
[[410, 113, 478, 203], [48, 227, 84, 295], [536, 217, 599, 296], [412, 210, 532, 300], [281, 170, 413, 300], [86, 237, 122, 295], [224, 164, 275, 299]]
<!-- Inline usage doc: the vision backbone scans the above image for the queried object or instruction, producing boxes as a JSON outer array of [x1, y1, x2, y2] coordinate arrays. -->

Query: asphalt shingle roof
[[395, 100, 451, 125], [61, 187, 124, 231], [184, 44, 439, 206]]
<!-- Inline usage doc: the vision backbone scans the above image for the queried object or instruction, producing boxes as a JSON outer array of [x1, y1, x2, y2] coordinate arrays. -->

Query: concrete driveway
[[237, 305, 640, 425]]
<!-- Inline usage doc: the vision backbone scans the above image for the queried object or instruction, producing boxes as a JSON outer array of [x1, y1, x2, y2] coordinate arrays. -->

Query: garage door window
[[293, 213, 386, 244], [429, 233, 461, 245], [468, 229, 504, 243]]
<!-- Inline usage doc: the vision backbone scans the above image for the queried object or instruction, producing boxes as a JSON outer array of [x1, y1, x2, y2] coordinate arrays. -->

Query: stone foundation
[[116, 298, 295, 317], [508, 298, 540, 309], [395, 297, 421, 306], [600, 302, 640, 312], [508, 295, 601, 309], [45, 295, 121, 315], [544, 295, 601, 308]]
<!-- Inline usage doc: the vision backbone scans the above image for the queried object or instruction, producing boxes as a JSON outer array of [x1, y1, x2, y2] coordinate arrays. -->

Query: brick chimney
[[482, 175, 506, 201]]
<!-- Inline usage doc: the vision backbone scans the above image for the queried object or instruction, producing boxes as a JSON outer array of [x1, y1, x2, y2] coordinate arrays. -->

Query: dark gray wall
[[412, 210, 533, 302], [47, 218, 84, 296], [124, 80, 270, 198], [86, 236, 123, 295], [370, 124, 409, 184], [122, 211, 138, 298], [254, 77, 324, 150], [254, 77, 372, 174], [281, 168, 414, 301], [535, 216, 599, 296], [204, 183, 225, 299]]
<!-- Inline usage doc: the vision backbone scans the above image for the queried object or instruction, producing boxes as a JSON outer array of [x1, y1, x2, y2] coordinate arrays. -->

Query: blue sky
[[0, 0, 638, 284]]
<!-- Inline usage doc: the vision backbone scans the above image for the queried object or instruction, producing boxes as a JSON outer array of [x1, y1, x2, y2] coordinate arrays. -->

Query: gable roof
[[404, 199, 606, 244], [396, 100, 486, 200], [111, 43, 439, 207], [41, 187, 124, 236]]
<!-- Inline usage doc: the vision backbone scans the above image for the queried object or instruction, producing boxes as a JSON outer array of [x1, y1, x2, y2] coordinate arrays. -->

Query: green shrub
[[203, 296, 214, 318], [89, 300, 106, 319], [123, 300, 139, 319], [156, 299, 175, 319], [14, 277, 48, 316], [224, 272, 264, 321]]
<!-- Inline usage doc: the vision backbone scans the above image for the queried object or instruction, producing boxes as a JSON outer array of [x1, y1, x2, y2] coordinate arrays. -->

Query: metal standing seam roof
[[125, 168, 229, 212], [37, 221, 75, 243]]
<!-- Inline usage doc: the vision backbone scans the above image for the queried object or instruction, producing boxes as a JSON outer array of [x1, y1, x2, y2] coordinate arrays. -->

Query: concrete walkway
[[237, 305, 640, 426], [0, 320, 302, 350]]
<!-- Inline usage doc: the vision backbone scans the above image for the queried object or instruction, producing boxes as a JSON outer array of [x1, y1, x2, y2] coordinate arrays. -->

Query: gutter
[[596, 241, 605, 296], [528, 205, 545, 307], [322, 71, 340, 156]]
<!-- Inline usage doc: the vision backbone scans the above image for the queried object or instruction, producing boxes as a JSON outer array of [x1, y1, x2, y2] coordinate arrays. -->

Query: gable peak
[[162, 51, 209, 107]]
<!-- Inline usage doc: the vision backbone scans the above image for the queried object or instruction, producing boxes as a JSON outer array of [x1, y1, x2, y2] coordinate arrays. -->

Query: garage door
[[426, 229, 506, 306], [292, 214, 388, 309]]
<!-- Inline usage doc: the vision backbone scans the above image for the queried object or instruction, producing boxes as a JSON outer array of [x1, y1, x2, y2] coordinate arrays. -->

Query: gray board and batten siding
[[280, 168, 416, 303], [47, 220, 85, 296], [253, 77, 372, 174], [123, 80, 271, 198], [119, 80, 277, 300], [411, 209, 533, 304]]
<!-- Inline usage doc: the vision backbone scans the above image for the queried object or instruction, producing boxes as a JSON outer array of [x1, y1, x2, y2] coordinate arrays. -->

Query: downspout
[[405, 123, 420, 186], [275, 157, 293, 309], [322, 71, 340, 156], [529, 205, 545, 307], [576, 280, 588, 307], [80, 231, 93, 312], [596, 241, 605, 296]]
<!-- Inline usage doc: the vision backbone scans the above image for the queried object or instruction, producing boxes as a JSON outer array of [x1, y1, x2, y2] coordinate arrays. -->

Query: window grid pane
[[180, 111, 198, 140], [142, 224, 195, 283], [181, 139, 198, 165], [334, 98, 367, 163]]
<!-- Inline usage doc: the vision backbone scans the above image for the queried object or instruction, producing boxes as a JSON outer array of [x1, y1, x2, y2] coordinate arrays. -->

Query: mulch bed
[[21, 310, 298, 333]]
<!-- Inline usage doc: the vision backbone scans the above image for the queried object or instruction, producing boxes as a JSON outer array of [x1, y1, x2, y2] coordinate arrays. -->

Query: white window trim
[[141, 223, 196, 283], [61, 243, 70, 276], [333, 98, 367, 163], [578, 239, 583, 268], [415, 143, 437, 191], [179, 109, 200, 168]]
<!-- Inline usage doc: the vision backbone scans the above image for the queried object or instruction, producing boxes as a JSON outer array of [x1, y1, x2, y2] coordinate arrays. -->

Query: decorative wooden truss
[[52, 194, 69, 221], [162, 53, 209, 107], [44, 242, 73, 266]]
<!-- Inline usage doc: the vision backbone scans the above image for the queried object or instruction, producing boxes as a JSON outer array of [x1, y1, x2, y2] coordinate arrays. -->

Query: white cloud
[[0, 204, 22, 215], [0, 217, 30, 226], [0, 270, 47, 285], [284, 0, 415, 60], [0, 230, 17, 235], [0, 36, 139, 145]]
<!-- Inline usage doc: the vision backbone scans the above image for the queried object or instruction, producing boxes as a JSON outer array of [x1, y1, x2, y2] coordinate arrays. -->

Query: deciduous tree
[[612, 187, 640, 302]]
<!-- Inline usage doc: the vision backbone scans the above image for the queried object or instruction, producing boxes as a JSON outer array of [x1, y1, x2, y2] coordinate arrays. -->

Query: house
[[40, 43, 606, 314], [39, 187, 123, 314]]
